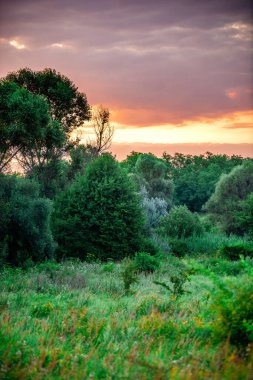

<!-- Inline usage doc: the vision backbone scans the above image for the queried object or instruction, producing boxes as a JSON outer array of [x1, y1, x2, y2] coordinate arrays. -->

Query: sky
[[0, 0, 252, 158]]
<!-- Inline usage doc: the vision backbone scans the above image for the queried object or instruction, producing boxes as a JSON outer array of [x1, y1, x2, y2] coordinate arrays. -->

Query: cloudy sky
[[0, 0, 252, 158]]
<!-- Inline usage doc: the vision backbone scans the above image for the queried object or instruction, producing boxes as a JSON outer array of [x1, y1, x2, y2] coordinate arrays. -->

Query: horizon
[[0, 0, 252, 158]]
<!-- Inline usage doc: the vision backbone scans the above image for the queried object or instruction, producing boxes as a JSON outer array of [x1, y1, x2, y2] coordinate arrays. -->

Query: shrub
[[168, 238, 189, 257], [160, 205, 203, 239], [134, 252, 160, 273], [102, 261, 116, 273], [140, 238, 161, 256], [220, 242, 253, 261], [121, 259, 138, 293], [31, 302, 53, 318], [211, 275, 253, 347]]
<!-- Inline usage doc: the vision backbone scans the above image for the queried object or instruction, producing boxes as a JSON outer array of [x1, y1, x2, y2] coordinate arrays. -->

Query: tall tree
[[4, 67, 90, 134], [0, 81, 64, 173]]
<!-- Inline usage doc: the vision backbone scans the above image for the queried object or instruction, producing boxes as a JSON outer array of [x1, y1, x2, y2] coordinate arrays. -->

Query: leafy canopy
[[52, 154, 144, 260]]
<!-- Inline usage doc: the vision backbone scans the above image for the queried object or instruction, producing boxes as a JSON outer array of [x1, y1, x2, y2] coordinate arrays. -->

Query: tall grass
[[0, 258, 252, 379]]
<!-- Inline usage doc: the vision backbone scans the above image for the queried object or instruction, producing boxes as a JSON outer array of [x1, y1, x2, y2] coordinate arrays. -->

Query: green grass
[[0, 257, 253, 379]]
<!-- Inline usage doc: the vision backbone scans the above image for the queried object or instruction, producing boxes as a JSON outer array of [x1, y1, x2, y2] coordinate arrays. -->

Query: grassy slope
[[0, 257, 253, 380]]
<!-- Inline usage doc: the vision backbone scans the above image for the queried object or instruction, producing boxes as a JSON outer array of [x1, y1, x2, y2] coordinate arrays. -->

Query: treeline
[[1, 68, 253, 267]]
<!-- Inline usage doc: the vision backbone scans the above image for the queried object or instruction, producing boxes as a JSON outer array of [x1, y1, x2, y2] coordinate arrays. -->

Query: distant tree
[[204, 162, 253, 235], [52, 154, 144, 260], [0, 81, 64, 173], [4, 67, 90, 134], [132, 153, 174, 204], [0, 175, 55, 266], [162, 152, 246, 212], [121, 151, 142, 173]]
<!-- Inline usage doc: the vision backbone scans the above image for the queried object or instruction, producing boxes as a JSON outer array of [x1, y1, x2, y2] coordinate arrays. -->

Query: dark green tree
[[0, 175, 55, 266], [52, 154, 144, 260], [4, 67, 90, 134], [0, 81, 64, 173]]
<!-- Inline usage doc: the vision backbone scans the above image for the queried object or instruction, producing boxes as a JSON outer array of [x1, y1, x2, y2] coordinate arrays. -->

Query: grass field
[[0, 256, 253, 379]]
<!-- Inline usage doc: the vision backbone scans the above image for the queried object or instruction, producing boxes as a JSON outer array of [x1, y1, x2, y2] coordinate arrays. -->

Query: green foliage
[[160, 205, 203, 239], [4, 67, 90, 133], [140, 237, 160, 256], [121, 259, 138, 293], [220, 242, 253, 261], [154, 269, 193, 298], [134, 154, 174, 202], [204, 162, 253, 235], [0, 81, 64, 173], [1, 260, 253, 379], [168, 238, 189, 257], [211, 275, 253, 347], [102, 261, 116, 273], [52, 154, 144, 261], [0, 175, 55, 266], [134, 252, 160, 273], [32, 302, 53, 318], [27, 159, 70, 199], [171, 232, 247, 257], [163, 152, 245, 212], [234, 192, 253, 239]]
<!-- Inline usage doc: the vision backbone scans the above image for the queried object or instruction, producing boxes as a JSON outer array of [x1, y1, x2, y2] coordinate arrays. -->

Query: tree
[[27, 159, 70, 199], [87, 104, 114, 155], [133, 154, 174, 203], [204, 162, 253, 234], [162, 152, 246, 212], [0, 175, 55, 266], [0, 81, 64, 173], [4, 67, 90, 134], [52, 154, 144, 261]]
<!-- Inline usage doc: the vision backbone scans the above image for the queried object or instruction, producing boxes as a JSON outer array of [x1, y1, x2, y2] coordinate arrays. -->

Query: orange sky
[[0, 0, 252, 158]]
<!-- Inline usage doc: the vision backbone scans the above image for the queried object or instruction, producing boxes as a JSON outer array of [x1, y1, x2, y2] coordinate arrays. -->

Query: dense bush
[[211, 275, 253, 347], [52, 154, 144, 261], [220, 242, 253, 261], [160, 205, 203, 239], [0, 175, 55, 266], [134, 252, 160, 273], [168, 239, 189, 257]]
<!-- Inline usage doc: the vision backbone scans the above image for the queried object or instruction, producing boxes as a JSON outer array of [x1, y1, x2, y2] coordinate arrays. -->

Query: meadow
[[1, 255, 253, 380]]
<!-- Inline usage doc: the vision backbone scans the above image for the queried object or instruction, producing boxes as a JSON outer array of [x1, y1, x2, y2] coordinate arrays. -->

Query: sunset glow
[[0, 0, 252, 158]]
